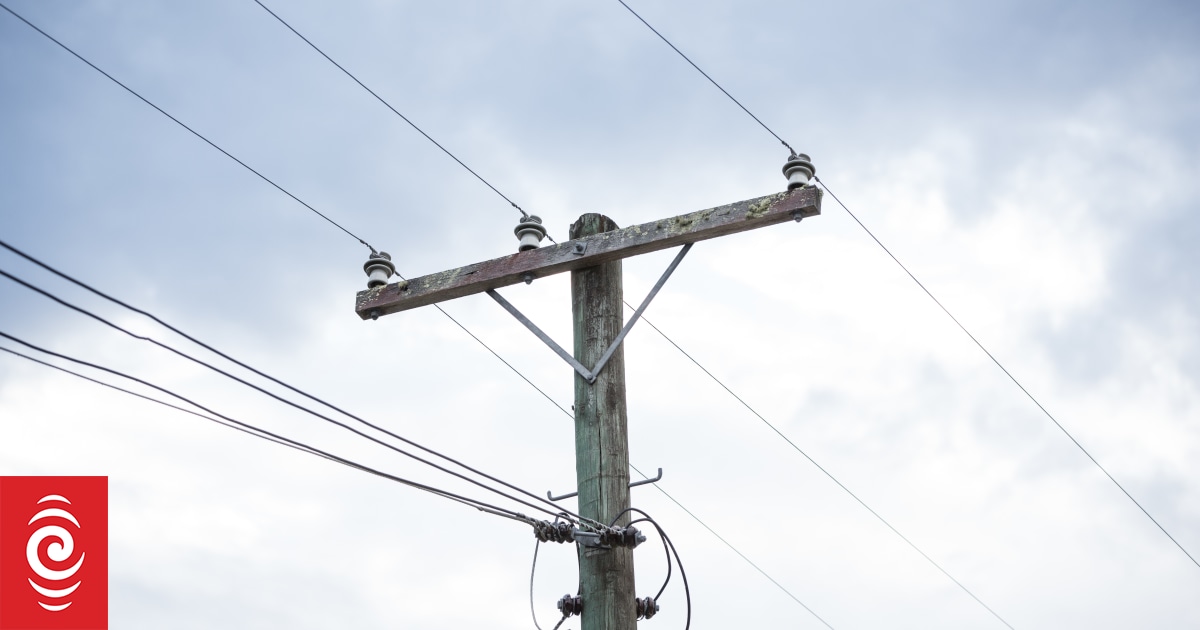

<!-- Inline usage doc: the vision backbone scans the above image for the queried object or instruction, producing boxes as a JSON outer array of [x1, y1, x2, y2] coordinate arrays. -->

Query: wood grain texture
[[355, 186, 821, 318], [571, 214, 636, 630]]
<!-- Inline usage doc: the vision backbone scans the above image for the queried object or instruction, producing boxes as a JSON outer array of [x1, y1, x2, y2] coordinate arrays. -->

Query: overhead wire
[[0, 12, 827, 618], [547, 407, 832, 623], [239, 4, 834, 621], [613, 0, 1199, 575], [610, 2, 1023, 626], [0, 2, 377, 254], [630, 458, 832, 628], [633, 312, 1004, 628], [0, 7, 600, 527], [0, 4, 576, 465], [0, 239, 593, 528], [529, 514, 578, 630], [610, 507, 673, 603], [614, 508, 694, 630], [0, 345, 330, 460], [529, 538, 547, 630], [241, 2, 838, 617], [252, 0, 531, 219], [6, 4, 846, 623], [0, 265, 597, 529], [2, 253, 782, 625], [815, 177, 1200, 571], [614, 0, 794, 155], [0, 335, 538, 526]]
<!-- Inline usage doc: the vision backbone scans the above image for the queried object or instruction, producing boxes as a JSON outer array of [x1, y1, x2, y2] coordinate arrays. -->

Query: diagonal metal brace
[[487, 288, 595, 381], [593, 242, 693, 379], [487, 243, 693, 384]]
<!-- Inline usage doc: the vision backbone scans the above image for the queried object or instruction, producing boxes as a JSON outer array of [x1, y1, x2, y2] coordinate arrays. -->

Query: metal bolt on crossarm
[[363, 251, 396, 289]]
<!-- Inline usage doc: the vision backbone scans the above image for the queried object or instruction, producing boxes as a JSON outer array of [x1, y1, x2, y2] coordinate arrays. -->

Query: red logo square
[[0, 477, 108, 630]]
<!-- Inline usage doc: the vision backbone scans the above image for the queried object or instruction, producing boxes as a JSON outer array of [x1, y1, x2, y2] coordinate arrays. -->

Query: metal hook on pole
[[547, 468, 663, 502]]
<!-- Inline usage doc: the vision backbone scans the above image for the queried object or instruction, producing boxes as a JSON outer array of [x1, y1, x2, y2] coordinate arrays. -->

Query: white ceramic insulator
[[786, 167, 811, 189], [366, 265, 391, 288], [517, 230, 543, 251]]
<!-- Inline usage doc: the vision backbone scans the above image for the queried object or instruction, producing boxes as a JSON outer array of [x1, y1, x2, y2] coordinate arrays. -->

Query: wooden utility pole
[[571, 214, 636, 629], [354, 177, 820, 630]]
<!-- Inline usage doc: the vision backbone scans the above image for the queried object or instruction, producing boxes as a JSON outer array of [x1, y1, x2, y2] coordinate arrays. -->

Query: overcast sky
[[1, 0, 1198, 628]]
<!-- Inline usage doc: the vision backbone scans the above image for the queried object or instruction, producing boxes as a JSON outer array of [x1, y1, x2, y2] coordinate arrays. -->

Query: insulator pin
[[515, 215, 548, 252], [782, 153, 816, 190], [363, 251, 396, 289]]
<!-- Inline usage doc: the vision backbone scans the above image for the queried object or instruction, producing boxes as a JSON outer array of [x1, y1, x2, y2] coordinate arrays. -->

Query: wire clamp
[[533, 519, 576, 544], [574, 525, 646, 549]]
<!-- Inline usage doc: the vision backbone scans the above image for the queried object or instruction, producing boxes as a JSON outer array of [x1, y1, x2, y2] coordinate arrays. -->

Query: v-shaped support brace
[[487, 243, 693, 384]]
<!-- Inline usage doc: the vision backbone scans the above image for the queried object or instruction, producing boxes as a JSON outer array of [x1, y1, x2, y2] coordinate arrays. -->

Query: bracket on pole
[[488, 243, 693, 384], [547, 468, 663, 502]]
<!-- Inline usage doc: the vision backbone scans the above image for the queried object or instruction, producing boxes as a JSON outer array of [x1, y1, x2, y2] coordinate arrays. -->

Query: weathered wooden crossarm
[[355, 186, 821, 319]]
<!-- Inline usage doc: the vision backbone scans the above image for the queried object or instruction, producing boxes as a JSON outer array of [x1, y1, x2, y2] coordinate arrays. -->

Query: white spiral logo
[[26, 494, 86, 612]]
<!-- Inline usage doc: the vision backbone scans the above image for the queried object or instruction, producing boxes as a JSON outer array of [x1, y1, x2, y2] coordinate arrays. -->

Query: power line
[[7, 5, 853, 625], [630, 461, 832, 628], [0, 335, 539, 525], [537, 381, 830, 619], [251, 2, 859, 617], [0, 2, 377, 253], [816, 177, 1200, 571], [632, 312, 1009, 628], [0, 265, 595, 529], [215, 6, 836, 603], [0, 345, 331, 460], [0, 1, 576, 453], [393, 278, 834, 619], [0, 0, 589, 522], [421, 282, 575, 418], [615, 509, 694, 630], [6, 4, 939, 619], [616, 0, 1198, 580], [613, 0, 794, 155], [0, 238, 590, 527], [252, 0, 530, 219], [432, 294, 833, 626], [428, 280, 828, 622]]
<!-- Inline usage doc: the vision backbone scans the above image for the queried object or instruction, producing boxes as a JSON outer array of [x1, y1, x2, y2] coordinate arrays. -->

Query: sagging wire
[[610, 508, 691, 630], [531, 514, 579, 630], [0, 265, 604, 531], [0, 239, 603, 532], [0, 335, 539, 526]]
